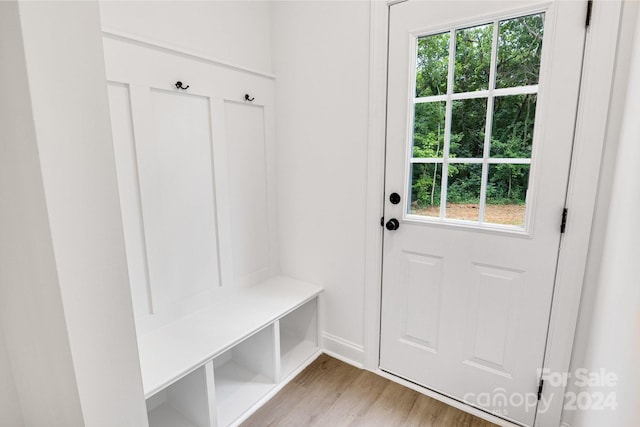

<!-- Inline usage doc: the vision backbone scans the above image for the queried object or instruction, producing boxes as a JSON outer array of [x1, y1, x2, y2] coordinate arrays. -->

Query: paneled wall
[[100, 0, 371, 369], [103, 34, 278, 334]]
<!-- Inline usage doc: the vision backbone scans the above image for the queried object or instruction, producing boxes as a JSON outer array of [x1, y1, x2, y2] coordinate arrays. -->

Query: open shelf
[[136, 277, 322, 427], [146, 363, 214, 427], [279, 298, 318, 378], [213, 325, 276, 426], [147, 403, 199, 427]]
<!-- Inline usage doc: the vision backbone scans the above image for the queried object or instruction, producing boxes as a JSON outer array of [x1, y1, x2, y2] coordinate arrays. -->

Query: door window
[[409, 13, 544, 228]]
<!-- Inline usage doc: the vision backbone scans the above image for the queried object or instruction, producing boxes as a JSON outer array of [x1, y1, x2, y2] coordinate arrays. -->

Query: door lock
[[385, 218, 400, 231], [389, 193, 401, 204]]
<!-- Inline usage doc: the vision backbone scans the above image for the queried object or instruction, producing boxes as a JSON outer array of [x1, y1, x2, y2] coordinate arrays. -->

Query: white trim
[[321, 350, 364, 370], [539, 1, 623, 426], [363, 0, 389, 371], [126, 84, 155, 315], [415, 85, 538, 103], [410, 157, 531, 164], [409, 2, 552, 39], [403, 213, 530, 237], [210, 98, 235, 289], [364, 1, 623, 426], [321, 332, 365, 367], [439, 28, 456, 219], [480, 22, 500, 222], [101, 28, 276, 80]]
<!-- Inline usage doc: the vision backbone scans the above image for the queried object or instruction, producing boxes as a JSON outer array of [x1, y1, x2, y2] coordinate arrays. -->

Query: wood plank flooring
[[242, 354, 498, 427]]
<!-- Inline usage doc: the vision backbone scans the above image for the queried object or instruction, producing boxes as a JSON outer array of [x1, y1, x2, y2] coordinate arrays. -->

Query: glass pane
[[413, 102, 446, 158], [496, 13, 545, 89], [409, 163, 443, 217], [454, 23, 493, 93], [490, 94, 537, 158], [486, 164, 530, 226], [450, 98, 487, 158], [446, 163, 482, 221], [416, 32, 450, 97]]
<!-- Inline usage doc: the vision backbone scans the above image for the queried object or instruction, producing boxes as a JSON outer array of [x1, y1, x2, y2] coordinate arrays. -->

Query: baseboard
[[321, 332, 365, 367]]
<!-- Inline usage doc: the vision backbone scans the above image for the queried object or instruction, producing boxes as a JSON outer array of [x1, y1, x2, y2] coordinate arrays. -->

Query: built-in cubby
[[136, 277, 322, 427], [213, 325, 276, 426], [146, 363, 215, 427], [104, 32, 324, 427], [279, 298, 318, 379]]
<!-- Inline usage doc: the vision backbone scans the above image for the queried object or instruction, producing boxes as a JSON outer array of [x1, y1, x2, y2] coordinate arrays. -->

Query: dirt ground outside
[[413, 204, 526, 226]]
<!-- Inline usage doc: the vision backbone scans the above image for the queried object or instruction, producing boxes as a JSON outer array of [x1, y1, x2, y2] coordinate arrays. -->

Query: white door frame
[[363, 1, 622, 426]]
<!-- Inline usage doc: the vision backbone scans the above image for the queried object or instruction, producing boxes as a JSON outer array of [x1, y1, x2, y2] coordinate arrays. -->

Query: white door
[[380, 1, 587, 425]]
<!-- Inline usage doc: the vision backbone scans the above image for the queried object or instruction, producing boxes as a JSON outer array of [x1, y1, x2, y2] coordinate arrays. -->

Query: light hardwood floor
[[242, 354, 498, 427]]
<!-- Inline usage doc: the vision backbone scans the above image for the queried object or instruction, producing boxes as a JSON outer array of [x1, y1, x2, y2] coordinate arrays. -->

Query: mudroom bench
[[139, 276, 323, 427]]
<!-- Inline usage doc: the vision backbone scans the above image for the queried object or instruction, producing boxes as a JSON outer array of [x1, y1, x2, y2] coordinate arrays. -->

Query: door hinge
[[561, 208, 568, 234], [538, 378, 545, 401], [586, 0, 593, 28], [537, 379, 544, 401]]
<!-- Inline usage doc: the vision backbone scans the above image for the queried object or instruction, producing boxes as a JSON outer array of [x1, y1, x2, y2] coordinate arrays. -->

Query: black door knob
[[385, 218, 400, 231], [389, 193, 401, 204]]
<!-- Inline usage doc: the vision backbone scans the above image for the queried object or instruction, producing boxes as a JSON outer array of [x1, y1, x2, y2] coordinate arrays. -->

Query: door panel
[[464, 263, 523, 375], [380, 2, 586, 425], [402, 251, 443, 351]]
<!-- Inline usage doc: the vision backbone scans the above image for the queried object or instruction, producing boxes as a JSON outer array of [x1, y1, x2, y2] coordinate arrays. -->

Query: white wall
[[99, 1, 273, 74], [271, 1, 371, 363], [0, 326, 23, 427], [0, 2, 85, 425], [0, 2, 148, 425], [567, 3, 640, 425]]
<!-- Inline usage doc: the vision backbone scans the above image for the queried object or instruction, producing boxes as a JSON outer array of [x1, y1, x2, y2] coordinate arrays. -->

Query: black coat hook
[[244, 94, 255, 102], [175, 81, 189, 90]]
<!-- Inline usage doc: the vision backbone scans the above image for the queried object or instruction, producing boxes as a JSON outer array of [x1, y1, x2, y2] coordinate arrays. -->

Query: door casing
[[363, 1, 623, 426]]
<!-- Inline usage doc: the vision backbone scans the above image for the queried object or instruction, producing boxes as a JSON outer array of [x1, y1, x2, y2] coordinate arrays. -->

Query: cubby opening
[[279, 299, 319, 378], [213, 324, 276, 426], [146, 363, 215, 427]]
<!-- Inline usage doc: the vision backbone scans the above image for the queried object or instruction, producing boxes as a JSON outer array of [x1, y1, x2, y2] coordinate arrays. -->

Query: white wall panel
[[103, 28, 278, 332], [225, 102, 270, 282], [107, 83, 151, 316], [138, 90, 221, 312]]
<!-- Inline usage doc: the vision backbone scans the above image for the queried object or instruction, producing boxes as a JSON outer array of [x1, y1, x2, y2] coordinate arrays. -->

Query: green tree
[[411, 13, 544, 209]]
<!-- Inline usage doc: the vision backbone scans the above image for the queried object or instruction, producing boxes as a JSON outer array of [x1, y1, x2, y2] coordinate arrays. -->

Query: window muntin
[[409, 13, 545, 228]]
